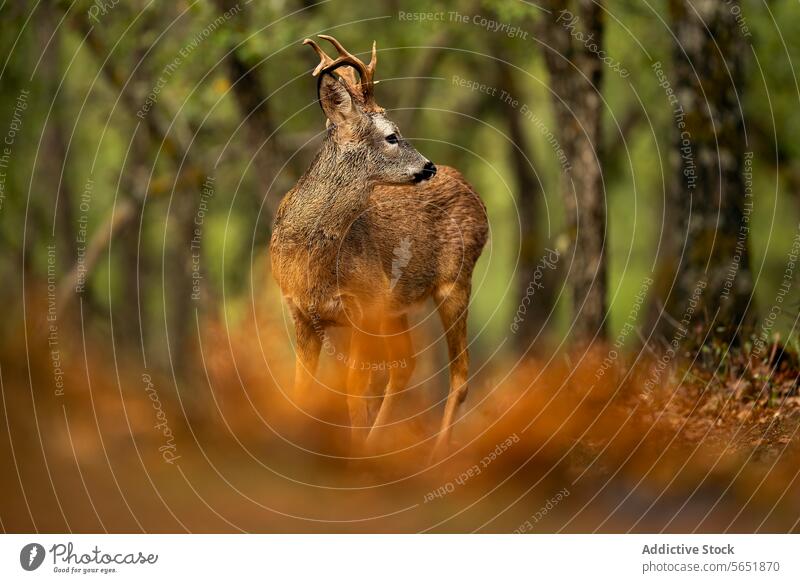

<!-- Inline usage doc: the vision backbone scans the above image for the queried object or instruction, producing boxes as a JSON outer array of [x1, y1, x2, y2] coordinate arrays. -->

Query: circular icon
[[19, 543, 45, 571]]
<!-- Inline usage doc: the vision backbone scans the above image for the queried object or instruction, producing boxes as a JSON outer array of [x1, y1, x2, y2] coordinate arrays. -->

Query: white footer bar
[[1, 534, 796, 582]]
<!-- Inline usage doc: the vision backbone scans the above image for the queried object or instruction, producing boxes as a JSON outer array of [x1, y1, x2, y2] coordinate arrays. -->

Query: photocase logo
[[20, 543, 46, 571]]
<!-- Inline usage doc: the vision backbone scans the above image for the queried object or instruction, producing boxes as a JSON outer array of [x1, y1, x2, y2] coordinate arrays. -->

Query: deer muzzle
[[413, 161, 437, 183]]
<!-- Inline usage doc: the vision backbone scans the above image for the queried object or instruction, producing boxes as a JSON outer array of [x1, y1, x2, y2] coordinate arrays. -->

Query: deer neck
[[290, 141, 373, 240]]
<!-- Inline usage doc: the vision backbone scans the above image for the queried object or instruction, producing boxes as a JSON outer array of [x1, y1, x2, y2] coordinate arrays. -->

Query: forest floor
[[2, 323, 800, 533], [665, 340, 800, 459]]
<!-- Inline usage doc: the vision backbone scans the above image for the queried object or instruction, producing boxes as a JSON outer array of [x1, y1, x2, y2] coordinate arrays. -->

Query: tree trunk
[[494, 56, 558, 352], [212, 0, 289, 241], [166, 193, 196, 379], [651, 0, 753, 345], [540, 0, 607, 343]]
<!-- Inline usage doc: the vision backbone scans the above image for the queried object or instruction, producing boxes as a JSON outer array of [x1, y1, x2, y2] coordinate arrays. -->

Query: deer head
[[304, 35, 436, 185]]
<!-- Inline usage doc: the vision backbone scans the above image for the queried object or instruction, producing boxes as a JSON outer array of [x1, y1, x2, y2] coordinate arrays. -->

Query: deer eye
[[385, 133, 398, 145]]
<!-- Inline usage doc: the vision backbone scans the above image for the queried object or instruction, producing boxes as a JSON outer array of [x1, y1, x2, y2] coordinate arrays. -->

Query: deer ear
[[318, 73, 359, 127]]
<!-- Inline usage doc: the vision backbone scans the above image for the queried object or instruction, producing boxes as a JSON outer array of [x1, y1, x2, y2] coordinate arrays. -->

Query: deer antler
[[302, 37, 358, 87], [302, 35, 382, 113]]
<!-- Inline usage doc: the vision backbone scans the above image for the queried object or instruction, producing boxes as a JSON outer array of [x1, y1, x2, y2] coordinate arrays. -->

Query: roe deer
[[270, 35, 488, 460]]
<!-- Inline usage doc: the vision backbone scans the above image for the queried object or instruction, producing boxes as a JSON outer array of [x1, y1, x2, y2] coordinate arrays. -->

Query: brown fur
[[271, 165, 486, 325]]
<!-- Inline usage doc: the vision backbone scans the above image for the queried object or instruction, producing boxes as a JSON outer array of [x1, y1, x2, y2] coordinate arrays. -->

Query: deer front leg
[[289, 304, 322, 402], [346, 326, 381, 452], [431, 286, 470, 462]]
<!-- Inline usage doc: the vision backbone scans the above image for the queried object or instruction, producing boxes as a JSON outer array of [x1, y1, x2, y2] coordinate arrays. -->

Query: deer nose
[[414, 161, 437, 183]]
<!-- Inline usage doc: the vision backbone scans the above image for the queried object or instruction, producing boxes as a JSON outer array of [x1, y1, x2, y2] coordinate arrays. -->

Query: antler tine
[[302, 38, 334, 76], [303, 37, 359, 89], [368, 40, 377, 73], [318, 35, 354, 58], [316, 34, 381, 112]]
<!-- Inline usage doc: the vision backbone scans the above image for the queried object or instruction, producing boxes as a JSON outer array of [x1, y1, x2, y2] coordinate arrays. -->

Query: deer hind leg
[[366, 314, 416, 446], [431, 284, 471, 461]]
